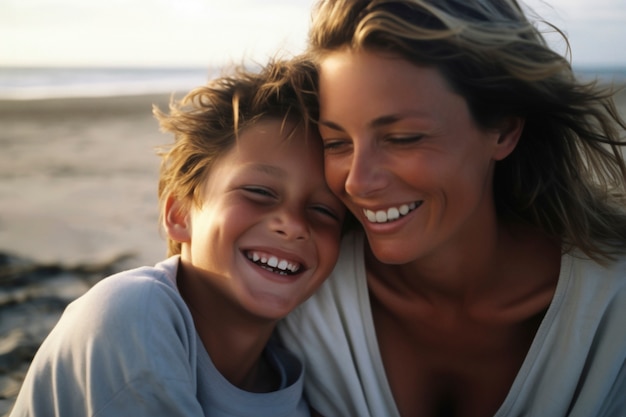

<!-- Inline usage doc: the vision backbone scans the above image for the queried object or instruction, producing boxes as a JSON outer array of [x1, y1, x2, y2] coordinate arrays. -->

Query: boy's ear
[[492, 116, 524, 161], [164, 196, 191, 243]]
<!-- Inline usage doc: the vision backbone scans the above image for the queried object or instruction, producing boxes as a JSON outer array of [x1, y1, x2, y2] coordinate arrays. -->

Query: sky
[[1, 0, 625, 69]]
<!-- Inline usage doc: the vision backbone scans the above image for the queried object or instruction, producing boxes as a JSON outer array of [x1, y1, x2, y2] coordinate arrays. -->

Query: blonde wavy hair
[[154, 57, 318, 256], [308, 0, 626, 262]]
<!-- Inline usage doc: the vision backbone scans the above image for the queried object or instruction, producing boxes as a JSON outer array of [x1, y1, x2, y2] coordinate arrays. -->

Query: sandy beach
[[0, 94, 174, 268], [1, 85, 625, 415], [0, 93, 173, 415]]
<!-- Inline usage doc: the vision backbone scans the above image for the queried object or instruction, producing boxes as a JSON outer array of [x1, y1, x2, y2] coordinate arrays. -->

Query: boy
[[10, 58, 344, 416]]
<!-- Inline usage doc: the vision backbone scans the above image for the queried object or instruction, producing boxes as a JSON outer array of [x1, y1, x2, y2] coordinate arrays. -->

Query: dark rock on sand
[[0, 252, 134, 416]]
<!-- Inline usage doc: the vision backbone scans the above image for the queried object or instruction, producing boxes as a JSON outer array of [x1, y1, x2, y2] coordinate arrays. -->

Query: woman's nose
[[344, 145, 388, 198]]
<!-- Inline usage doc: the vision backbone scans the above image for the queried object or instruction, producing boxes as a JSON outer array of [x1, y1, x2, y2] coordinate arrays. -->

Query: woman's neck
[[365, 221, 561, 321]]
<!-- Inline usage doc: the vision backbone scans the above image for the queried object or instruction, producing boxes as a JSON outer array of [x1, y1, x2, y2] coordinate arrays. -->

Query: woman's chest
[[372, 305, 542, 417]]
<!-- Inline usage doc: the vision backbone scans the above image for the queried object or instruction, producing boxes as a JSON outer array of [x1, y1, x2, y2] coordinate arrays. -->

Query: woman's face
[[318, 49, 519, 265]]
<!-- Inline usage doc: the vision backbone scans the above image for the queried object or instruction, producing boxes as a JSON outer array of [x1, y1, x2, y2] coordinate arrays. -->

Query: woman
[[278, 1, 626, 416]]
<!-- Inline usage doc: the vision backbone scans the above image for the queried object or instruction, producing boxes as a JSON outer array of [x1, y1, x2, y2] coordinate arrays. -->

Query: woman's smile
[[362, 201, 421, 224]]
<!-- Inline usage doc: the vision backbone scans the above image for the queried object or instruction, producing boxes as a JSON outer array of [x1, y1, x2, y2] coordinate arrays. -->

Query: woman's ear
[[492, 116, 524, 161], [164, 196, 191, 243]]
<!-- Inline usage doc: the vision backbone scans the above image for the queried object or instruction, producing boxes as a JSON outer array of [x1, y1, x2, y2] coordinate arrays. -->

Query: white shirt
[[278, 231, 626, 416]]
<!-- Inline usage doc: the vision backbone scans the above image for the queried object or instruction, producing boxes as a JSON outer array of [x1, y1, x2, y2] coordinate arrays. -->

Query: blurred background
[[2, 0, 625, 67], [1, 0, 625, 100]]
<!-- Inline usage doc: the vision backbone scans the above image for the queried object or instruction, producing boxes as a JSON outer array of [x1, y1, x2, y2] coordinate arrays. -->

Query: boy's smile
[[244, 249, 302, 275]]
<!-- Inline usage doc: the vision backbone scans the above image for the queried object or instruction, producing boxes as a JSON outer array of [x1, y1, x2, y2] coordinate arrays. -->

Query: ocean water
[[0, 66, 624, 101], [576, 67, 626, 84], [0, 67, 216, 100]]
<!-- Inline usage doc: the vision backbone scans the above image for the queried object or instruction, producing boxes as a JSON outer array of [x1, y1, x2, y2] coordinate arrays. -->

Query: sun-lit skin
[[168, 118, 344, 321], [163, 118, 345, 390], [317, 49, 563, 417], [318, 49, 521, 284]]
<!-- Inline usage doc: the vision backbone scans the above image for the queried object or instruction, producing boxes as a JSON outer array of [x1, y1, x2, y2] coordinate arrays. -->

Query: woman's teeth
[[246, 251, 301, 274], [363, 202, 419, 223]]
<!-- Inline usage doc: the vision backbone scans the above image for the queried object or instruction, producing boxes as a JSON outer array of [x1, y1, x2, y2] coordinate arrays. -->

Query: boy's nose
[[271, 208, 310, 240]]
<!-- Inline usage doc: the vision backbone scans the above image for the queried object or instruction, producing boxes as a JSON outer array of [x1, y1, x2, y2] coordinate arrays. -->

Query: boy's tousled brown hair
[[154, 57, 318, 256]]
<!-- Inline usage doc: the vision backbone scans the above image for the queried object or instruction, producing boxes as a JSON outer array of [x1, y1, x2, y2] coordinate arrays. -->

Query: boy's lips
[[244, 250, 304, 275], [362, 201, 422, 224]]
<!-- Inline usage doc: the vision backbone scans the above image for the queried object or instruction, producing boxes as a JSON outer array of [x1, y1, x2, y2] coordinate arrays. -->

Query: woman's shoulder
[[559, 251, 626, 321], [565, 250, 626, 287]]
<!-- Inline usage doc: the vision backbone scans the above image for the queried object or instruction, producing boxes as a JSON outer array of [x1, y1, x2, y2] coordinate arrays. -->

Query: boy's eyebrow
[[251, 163, 285, 177]]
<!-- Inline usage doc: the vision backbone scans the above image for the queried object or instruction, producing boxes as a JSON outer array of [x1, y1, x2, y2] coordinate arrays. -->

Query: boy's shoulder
[[86, 256, 179, 300], [64, 256, 189, 332]]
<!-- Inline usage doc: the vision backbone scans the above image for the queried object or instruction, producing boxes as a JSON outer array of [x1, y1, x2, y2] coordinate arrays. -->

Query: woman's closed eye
[[323, 135, 424, 152], [386, 135, 424, 145], [322, 138, 351, 153]]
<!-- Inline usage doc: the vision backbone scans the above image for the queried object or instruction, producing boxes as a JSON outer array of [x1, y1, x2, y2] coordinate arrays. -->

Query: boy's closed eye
[[310, 204, 342, 222], [242, 186, 277, 201], [243, 186, 342, 222]]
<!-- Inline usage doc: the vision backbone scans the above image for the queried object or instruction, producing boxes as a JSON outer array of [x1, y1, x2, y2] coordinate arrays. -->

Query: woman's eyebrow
[[319, 119, 344, 131], [320, 111, 431, 131]]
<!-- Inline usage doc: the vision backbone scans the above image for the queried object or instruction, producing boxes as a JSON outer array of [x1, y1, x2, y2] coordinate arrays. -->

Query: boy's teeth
[[246, 251, 301, 274], [364, 202, 419, 224]]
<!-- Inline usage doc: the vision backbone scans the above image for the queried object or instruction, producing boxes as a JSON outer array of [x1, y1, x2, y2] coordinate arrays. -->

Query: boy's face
[[173, 118, 345, 320]]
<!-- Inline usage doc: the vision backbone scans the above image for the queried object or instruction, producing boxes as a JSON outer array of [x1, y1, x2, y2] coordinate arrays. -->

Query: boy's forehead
[[235, 117, 317, 145], [248, 163, 286, 177]]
